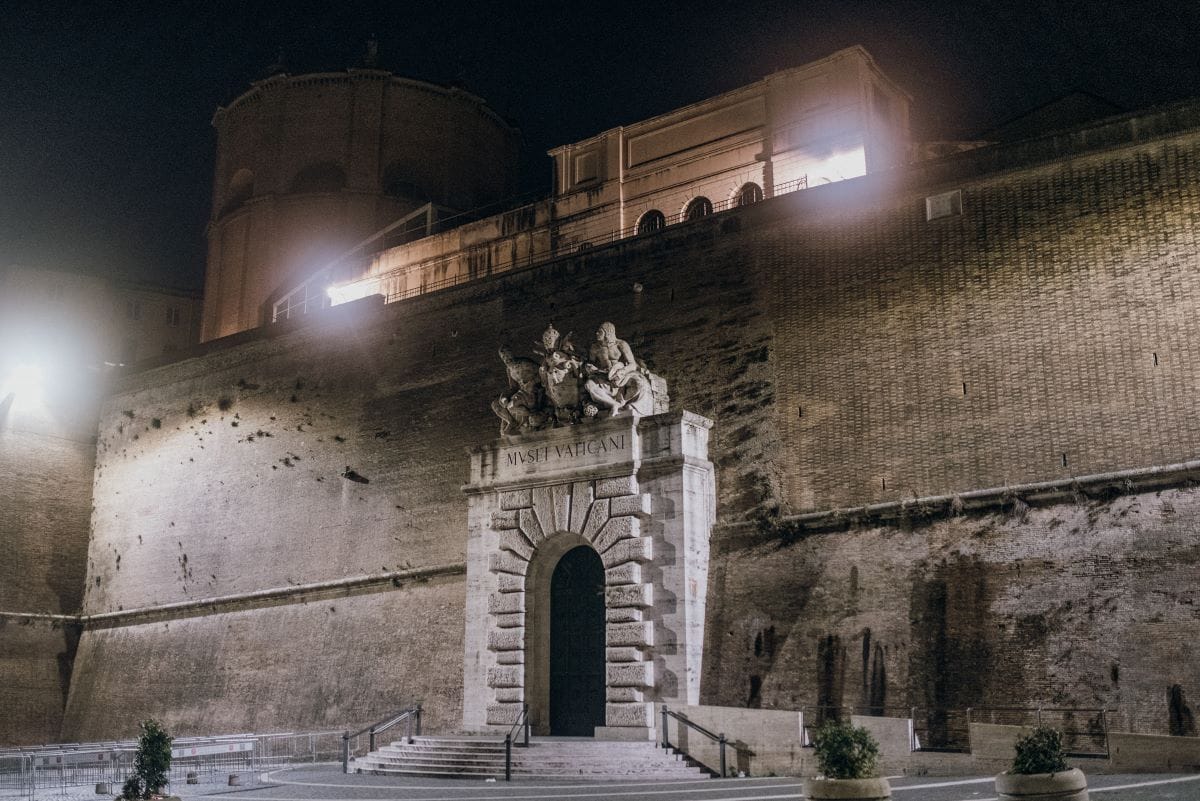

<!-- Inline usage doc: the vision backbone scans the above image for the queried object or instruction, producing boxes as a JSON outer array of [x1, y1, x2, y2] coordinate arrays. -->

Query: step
[[357, 737, 710, 780]]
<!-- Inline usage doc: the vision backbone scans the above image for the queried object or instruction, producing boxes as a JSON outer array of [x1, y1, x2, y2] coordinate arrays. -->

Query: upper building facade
[[263, 47, 910, 325], [202, 68, 521, 342]]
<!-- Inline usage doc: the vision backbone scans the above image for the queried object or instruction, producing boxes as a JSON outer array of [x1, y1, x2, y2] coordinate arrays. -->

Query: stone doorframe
[[462, 411, 715, 740]]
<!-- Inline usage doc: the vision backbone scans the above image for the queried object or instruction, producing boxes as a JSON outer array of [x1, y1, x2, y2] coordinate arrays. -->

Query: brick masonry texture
[[12, 110, 1200, 742], [705, 487, 1200, 737], [62, 579, 465, 740], [0, 401, 94, 744]]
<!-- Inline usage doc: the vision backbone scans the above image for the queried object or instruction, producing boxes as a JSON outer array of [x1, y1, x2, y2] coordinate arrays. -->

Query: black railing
[[660, 704, 728, 778], [969, 707, 1111, 758], [341, 704, 421, 773], [503, 704, 531, 781]]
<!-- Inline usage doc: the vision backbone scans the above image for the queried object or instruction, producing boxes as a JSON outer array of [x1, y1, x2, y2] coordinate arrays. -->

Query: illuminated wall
[[59, 102, 1200, 741], [202, 70, 520, 342], [322, 47, 908, 311]]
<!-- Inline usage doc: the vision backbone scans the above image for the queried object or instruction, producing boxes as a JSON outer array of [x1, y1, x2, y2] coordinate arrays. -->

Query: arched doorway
[[549, 545, 606, 736]]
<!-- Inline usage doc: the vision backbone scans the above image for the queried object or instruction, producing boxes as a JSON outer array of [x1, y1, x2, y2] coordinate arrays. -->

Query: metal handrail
[[275, 172, 812, 320], [660, 704, 729, 778], [503, 703, 530, 782], [341, 704, 421, 773]]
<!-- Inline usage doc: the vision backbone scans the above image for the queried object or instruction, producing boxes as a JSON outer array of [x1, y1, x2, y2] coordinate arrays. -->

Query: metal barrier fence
[[0, 731, 346, 800], [969, 707, 1110, 758], [795, 705, 1111, 757]]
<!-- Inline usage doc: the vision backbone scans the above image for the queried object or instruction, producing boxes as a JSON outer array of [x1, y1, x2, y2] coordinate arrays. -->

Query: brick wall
[[0, 393, 96, 744], [60, 110, 1200, 739]]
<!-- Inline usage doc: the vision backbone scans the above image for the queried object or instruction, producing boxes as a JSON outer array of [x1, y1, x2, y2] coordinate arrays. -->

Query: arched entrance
[[549, 545, 606, 736]]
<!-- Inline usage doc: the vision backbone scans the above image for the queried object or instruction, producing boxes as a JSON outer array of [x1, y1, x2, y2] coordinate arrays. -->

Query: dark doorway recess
[[549, 545, 606, 736]]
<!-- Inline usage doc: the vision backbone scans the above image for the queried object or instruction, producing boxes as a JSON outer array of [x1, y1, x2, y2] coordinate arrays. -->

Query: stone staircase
[[353, 735, 711, 779]]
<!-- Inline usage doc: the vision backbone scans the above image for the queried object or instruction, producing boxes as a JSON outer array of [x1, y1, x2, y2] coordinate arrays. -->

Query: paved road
[[184, 765, 1200, 801]]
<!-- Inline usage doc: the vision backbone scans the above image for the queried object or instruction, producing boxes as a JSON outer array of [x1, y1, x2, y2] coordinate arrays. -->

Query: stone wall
[[61, 107, 1200, 740], [0, 382, 97, 744], [706, 486, 1200, 740]]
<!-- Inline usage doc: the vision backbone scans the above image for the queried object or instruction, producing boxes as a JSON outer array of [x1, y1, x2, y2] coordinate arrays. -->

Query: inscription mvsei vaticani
[[503, 433, 629, 468]]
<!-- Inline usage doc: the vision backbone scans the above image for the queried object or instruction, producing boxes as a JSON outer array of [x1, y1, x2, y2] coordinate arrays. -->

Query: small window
[[636, 210, 666, 235], [166, 306, 181, 327], [925, 189, 963, 221], [736, 183, 763, 207], [684, 197, 713, 221], [125, 299, 142, 321]]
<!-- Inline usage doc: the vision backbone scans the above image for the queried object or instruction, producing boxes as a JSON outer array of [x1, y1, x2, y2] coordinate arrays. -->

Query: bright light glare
[[326, 279, 381, 307], [1, 362, 44, 412], [813, 146, 867, 184]]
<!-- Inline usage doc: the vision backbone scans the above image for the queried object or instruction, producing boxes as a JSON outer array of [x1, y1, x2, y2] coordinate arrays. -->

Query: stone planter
[[803, 776, 892, 799], [996, 768, 1088, 800]]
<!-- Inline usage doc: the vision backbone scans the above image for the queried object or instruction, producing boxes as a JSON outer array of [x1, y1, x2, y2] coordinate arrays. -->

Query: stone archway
[[462, 412, 715, 740]]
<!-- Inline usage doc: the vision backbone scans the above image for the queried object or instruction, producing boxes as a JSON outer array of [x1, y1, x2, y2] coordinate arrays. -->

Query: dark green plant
[[811, 720, 880, 779], [1011, 726, 1069, 775], [121, 720, 173, 799]]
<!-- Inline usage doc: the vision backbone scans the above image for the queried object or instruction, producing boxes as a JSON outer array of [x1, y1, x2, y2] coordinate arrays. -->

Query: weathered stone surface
[[601, 537, 653, 568], [606, 607, 643, 623], [605, 563, 642, 586], [494, 688, 524, 703], [596, 475, 639, 499], [581, 498, 609, 541], [518, 508, 546, 544], [550, 484, 572, 533], [606, 583, 653, 608], [569, 481, 594, 534], [531, 486, 558, 539], [593, 516, 640, 553], [606, 646, 643, 662], [487, 703, 524, 726], [491, 510, 520, 530], [490, 552, 529, 576], [606, 662, 654, 688], [493, 612, 523, 629], [498, 529, 534, 560], [496, 572, 525, 593], [487, 666, 523, 688], [606, 621, 654, 648], [488, 628, 524, 651], [606, 702, 654, 727], [499, 490, 532, 510], [606, 687, 645, 703], [609, 493, 652, 518], [496, 650, 524, 665], [488, 592, 524, 615]]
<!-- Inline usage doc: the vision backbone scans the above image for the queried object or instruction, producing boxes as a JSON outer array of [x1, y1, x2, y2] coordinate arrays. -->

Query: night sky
[[1, 0, 1197, 292]]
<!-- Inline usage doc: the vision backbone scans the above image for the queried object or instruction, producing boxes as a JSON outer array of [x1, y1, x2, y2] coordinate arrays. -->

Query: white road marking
[[207, 793, 803, 801], [1090, 774, 1200, 793], [941, 773, 1200, 801], [893, 777, 995, 790]]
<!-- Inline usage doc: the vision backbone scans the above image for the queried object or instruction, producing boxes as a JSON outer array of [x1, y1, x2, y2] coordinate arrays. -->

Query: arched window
[[636, 210, 666, 235], [736, 182, 763, 207], [684, 196, 713, 221], [289, 162, 346, 194]]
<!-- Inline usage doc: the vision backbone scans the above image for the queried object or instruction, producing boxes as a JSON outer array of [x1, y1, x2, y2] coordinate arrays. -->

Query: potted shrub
[[120, 720, 177, 800], [804, 720, 891, 800], [995, 726, 1088, 800]]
